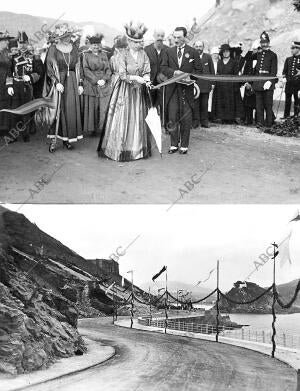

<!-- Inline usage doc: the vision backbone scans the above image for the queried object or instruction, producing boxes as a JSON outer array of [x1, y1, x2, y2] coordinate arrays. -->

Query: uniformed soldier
[[7, 31, 44, 141], [282, 41, 300, 118], [252, 31, 278, 129]]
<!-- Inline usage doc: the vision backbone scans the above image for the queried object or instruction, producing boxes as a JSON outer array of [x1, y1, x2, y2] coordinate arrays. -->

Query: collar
[[177, 44, 185, 50]]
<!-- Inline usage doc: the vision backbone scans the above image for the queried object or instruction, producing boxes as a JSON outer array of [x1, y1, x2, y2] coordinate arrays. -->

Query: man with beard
[[192, 40, 214, 128], [161, 27, 203, 155], [144, 29, 168, 122]]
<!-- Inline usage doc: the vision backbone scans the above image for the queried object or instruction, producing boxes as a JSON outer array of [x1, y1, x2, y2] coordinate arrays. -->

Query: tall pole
[[149, 286, 152, 321], [112, 285, 115, 324], [271, 242, 278, 358], [177, 289, 179, 316], [115, 284, 118, 322], [164, 267, 168, 334], [216, 260, 220, 342], [130, 271, 134, 328]]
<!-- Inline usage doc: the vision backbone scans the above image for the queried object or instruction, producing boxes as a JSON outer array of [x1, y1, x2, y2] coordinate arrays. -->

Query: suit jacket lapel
[[180, 46, 187, 69], [172, 46, 179, 68]]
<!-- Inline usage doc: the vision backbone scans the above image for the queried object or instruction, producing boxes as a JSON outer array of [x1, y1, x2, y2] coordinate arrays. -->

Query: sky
[[1, 0, 215, 39], [5, 204, 300, 292]]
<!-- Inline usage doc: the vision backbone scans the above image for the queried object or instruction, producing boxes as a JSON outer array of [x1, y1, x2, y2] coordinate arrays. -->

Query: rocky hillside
[[0, 11, 120, 46], [0, 206, 148, 374], [218, 280, 300, 314], [191, 0, 300, 70], [277, 278, 300, 306]]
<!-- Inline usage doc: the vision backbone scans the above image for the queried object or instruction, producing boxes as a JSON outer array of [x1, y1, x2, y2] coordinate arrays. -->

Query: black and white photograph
[[1, 0, 300, 390]]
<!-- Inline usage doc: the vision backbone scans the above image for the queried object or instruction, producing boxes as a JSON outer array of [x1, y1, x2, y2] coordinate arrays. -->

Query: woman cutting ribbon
[[98, 22, 152, 162]]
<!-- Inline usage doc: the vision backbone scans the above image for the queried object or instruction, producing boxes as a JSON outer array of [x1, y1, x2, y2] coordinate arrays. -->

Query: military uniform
[[282, 54, 300, 117], [252, 48, 278, 127], [10, 45, 44, 140]]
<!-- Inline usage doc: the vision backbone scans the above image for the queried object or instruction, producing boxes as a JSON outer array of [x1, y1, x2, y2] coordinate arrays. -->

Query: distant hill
[[141, 280, 216, 302], [0, 11, 120, 46], [277, 278, 300, 306], [218, 280, 300, 314], [190, 0, 300, 70]]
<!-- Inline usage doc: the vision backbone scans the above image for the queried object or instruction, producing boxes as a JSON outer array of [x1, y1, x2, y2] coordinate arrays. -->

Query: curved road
[[28, 318, 296, 391]]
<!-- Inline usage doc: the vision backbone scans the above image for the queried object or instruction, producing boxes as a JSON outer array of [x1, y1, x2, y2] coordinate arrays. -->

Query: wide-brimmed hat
[[87, 34, 104, 44], [219, 43, 231, 53], [0, 31, 14, 41], [53, 23, 81, 41], [124, 22, 147, 42]]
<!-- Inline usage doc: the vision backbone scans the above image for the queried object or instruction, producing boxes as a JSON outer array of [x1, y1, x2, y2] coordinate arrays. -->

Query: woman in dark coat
[[82, 34, 112, 137], [212, 43, 244, 123], [0, 32, 13, 136]]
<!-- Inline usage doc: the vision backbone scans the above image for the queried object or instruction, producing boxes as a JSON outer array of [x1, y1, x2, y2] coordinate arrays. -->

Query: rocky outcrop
[[0, 249, 86, 374], [0, 206, 150, 374]]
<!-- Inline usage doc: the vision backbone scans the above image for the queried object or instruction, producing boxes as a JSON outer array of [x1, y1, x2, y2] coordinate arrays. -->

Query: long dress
[[212, 58, 244, 121], [0, 49, 12, 135], [46, 45, 83, 143], [82, 50, 112, 136], [98, 49, 151, 162]]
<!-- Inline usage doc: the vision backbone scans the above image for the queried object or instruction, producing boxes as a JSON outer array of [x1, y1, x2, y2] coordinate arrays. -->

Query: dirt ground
[[0, 123, 300, 204]]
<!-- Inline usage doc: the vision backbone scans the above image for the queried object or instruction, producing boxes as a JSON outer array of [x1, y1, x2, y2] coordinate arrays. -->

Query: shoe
[[179, 148, 188, 155], [201, 123, 209, 128], [89, 131, 97, 137], [192, 121, 200, 129], [22, 134, 30, 142], [49, 140, 56, 153], [168, 147, 178, 154], [63, 141, 74, 150]]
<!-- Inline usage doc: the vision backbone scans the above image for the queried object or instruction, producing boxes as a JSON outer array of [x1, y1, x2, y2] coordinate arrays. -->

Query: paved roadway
[[24, 318, 296, 391]]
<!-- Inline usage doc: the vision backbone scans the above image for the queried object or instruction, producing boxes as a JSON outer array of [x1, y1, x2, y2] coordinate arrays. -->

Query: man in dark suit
[[192, 40, 215, 128], [252, 31, 278, 129], [144, 30, 168, 118], [282, 41, 300, 118], [161, 27, 203, 154]]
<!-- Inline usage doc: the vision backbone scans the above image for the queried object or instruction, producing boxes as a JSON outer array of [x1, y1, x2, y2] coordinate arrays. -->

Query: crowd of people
[[0, 22, 299, 161]]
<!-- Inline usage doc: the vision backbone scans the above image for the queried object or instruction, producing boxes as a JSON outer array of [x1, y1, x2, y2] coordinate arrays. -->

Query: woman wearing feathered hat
[[0, 31, 14, 136], [98, 22, 152, 162], [45, 23, 83, 152], [82, 34, 112, 137], [212, 43, 244, 123]]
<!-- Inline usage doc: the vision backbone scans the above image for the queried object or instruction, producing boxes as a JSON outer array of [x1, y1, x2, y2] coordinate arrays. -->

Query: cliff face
[[191, 0, 300, 70], [0, 206, 149, 374]]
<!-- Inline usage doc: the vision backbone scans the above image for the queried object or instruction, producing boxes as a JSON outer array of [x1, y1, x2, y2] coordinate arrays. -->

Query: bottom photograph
[[0, 204, 300, 391]]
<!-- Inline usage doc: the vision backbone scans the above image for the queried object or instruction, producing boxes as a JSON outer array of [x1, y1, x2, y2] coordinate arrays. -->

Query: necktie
[[178, 47, 182, 60]]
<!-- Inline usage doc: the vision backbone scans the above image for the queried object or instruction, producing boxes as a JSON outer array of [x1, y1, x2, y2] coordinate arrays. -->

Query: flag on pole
[[152, 266, 167, 282], [290, 210, 300, 222], [195, 268, 215, 286], [105, 282, 116, 295], [278, 231, 292, 267]]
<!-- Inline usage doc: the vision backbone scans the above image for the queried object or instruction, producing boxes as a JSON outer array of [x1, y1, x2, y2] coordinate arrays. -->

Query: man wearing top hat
[[8, 31, 44, 141], [160, 26, 203, 155], [252, 31, 278, 129], [282, 41, 300, 118]]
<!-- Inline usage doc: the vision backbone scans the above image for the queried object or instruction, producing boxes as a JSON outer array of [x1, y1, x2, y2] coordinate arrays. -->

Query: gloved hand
[[97, 79, 105, 87], [56, 83, 64, 93], [133, 75, 146, 84], [22, 75, 31, 82], [145, 80, 153, 89], [244, 82, 251, 89], [7, 87, 14, 96], [263, 80, 272, 90], [78, 86, 84, 95]]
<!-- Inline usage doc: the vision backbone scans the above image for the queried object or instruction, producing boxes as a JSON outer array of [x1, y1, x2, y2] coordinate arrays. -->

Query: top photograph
[[0, 0, 300, 204]]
